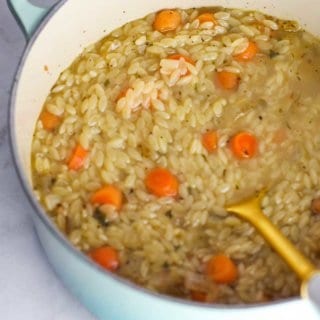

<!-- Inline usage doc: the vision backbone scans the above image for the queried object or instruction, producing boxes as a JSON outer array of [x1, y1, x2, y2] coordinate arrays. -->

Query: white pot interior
[[13, 0, 320, 185]]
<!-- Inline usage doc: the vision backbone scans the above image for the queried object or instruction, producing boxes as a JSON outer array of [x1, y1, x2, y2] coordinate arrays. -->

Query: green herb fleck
[[165, 210, 173, 218], [269, 50, 279, 59], [93, 208, 109, 227]]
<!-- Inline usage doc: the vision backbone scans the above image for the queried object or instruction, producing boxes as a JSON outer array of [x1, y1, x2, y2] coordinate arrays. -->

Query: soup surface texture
[[32, 7, 320, 304]]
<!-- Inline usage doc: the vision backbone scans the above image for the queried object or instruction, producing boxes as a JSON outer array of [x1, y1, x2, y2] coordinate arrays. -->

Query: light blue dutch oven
[[7, 0, 320, 319]]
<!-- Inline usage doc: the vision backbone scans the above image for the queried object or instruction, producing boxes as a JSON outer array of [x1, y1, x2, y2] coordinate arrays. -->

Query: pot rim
[[7, 0, 299, 311]]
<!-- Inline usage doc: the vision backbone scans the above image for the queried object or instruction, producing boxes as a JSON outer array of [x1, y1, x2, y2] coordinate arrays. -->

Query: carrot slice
[[230, 132, 258, 159], [89, 246, 120, 272], [216, 71, 239, 90], [191, 291, 207, 302], [39, 111, 60, 131], [153, 10, 181, 33], [167, 54, 195, 65], [202, 131, 218, 153], [145, 168, 179, 197], [116, 87, 129, 102], [206, 254, 238, 284], [311, 197, 320, 215], [167, 54, 195, 76], [68, 144, 88, 171], [197, 13, 217, 25], [235, 41, 258, 62], [91, 186, 123, 210]]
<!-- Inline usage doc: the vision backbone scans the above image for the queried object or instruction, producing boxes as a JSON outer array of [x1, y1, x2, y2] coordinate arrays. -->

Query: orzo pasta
[[32, 7, 320, 304]]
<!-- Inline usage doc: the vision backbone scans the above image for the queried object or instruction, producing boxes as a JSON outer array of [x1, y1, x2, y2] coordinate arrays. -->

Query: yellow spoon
[[225, 191, 320, 310]]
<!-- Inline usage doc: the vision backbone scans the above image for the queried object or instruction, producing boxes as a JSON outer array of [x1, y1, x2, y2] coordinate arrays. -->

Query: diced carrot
[[153, 10, 181, 33], [196, 13, 217, 25], [167, 54, 195, 65], [116, 87, 129, 102], [202, 131, 218, 153], [167, 54, 195, 76], [39, 111, 60, 131], [230, 132, 258, 159], [68, 144, 88, 171], [311, 197, 320, 214], [89, 246, 120, 272], [145, 168, 179, 197], [91, 186, 123, 210], [191, 291, 207, 302], [216, 71, 239, 90], [235, 41, 258, 62], [273, 128, 287, 144], [206, 254, 238, 284]]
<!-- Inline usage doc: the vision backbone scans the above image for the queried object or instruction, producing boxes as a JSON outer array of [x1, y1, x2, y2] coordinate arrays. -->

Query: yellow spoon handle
[[226, 196, 317, 282], [250, 210, 316, 281], [226, 194, 320, 306]]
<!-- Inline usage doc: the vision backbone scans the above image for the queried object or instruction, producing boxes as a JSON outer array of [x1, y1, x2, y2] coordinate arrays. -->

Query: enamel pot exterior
[[8, 0, 320, 319]]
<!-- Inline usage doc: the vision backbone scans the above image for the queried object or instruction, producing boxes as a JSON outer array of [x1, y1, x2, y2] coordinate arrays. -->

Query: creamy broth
[[32, 7, 320, 304]]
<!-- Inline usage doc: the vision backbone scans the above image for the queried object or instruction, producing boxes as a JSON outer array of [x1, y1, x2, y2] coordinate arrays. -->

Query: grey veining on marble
[[0, 1, 94, 319]]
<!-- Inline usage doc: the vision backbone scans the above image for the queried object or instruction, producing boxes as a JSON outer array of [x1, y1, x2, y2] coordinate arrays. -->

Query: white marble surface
[[0, 1, 94, 319]]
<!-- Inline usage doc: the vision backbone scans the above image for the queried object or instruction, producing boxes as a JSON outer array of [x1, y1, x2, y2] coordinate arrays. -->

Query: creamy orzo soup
[[32, 7, 320, 304]]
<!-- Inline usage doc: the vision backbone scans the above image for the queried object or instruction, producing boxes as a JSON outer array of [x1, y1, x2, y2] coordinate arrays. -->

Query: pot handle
[[7, 0, 54, 39]]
